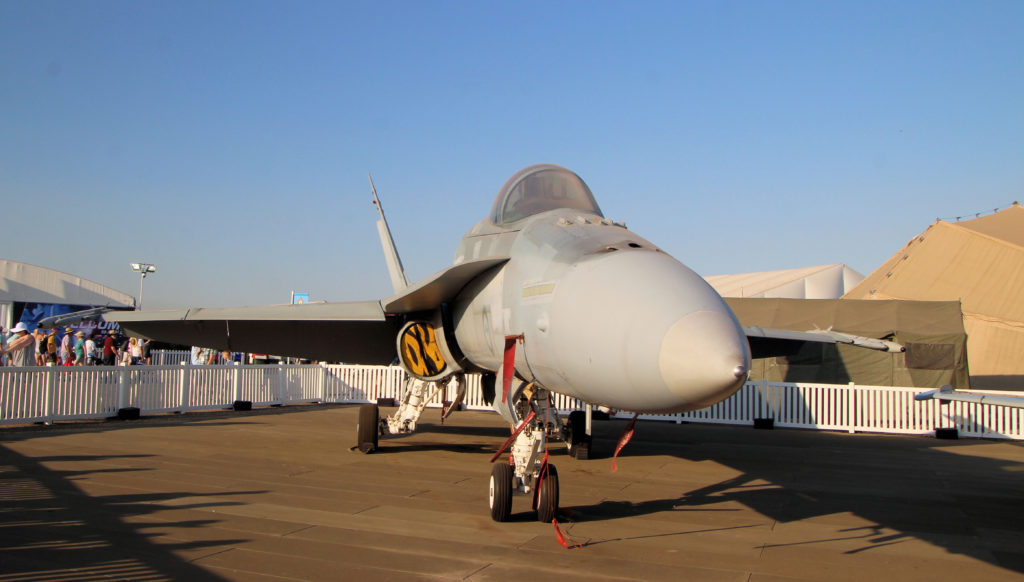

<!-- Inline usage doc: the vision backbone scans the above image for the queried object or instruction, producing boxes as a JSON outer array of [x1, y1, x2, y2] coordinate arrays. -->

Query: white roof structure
[[704, 264, 865, 299], [0, 260, 134, 308]]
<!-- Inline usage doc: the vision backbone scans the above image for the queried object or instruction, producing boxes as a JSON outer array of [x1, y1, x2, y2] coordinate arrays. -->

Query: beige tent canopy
[[844, 204, 1024, 390], [706, 264, 864, 299], [727, 297, 969, 389]]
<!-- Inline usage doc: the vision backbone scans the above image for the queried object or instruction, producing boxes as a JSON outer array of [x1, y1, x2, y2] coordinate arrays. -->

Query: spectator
[[85, 334, 98, 365], [46, 329, 58, 365], [2, 322, 35, 367], [34, 329, 47, 366], [73, 331, 86, 366], [60, 327, 73, 365], [102, 330, 118, 366], [128, 337, 142, 365]]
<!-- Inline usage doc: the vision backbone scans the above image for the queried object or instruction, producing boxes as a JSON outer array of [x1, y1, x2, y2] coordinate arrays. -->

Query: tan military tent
[[727, 297, 969, 389], [844, 204, 1024, 390]]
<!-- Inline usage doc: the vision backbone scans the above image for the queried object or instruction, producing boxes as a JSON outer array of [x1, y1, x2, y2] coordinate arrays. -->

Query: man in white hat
[[2, 323, 36, 367]]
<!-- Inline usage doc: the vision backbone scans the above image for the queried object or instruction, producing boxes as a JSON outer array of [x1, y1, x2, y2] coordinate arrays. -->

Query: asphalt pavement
[[2, 404, 1023, 581]]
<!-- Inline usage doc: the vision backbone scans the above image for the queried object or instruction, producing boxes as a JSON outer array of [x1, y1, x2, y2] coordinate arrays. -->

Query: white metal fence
[[1, 364, 1022, 440]]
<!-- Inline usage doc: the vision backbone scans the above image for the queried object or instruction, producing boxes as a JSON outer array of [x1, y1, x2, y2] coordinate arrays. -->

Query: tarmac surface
[[2, 404, 1024, 581]]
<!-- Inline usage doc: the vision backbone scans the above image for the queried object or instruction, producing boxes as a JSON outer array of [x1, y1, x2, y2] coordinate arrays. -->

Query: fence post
[[232, 362, 242, 405], [319, 363, 327, 403], [117, 367, 129, 410], [180, 363, 192, 412], [44, 367, 56, 424], [848, 382, 856, 434], [276, 365, 284, 405]]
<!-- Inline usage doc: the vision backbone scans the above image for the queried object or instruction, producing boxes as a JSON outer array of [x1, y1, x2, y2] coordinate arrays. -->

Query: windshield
[[490, 164, 603, 225]]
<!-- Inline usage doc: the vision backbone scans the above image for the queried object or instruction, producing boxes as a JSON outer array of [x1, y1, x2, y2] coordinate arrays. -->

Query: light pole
[[130, 262, 157, 310]]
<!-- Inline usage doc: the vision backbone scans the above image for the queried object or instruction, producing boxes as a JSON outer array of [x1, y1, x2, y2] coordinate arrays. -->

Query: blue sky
[[2, 1, 1021, 309]]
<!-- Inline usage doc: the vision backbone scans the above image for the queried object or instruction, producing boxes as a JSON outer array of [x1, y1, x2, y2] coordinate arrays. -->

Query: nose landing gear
[[488, 388, 562, 522]]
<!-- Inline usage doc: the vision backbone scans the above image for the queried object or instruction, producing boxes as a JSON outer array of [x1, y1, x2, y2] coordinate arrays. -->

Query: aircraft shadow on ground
[[562, 418, 1024, 573], [0, 444, 267, 582]]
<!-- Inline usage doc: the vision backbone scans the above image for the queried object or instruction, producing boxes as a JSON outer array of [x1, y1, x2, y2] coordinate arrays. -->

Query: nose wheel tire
[[357, 404, 379, 453], [489, 463, 514, 522], [535, 464, 559, 523]]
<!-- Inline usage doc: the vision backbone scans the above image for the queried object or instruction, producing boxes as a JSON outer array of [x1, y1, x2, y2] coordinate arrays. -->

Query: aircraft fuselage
[[450, 206, 751, 417]]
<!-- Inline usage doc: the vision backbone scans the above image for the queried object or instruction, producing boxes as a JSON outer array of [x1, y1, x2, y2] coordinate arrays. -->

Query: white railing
[[2, 365, 1022, 440], [151, 350, 190, 366]]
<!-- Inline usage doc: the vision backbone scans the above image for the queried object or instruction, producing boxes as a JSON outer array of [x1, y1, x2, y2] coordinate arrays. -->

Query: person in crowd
[[59, 327, 73, 365], [102, 329, 118, 366], [128, 337, 142, 365], [46, 328, 58, 365], [1, 322, 36, 367], [85, 334, 98, 365], [34, 329, 47, 366], [73, 331, 86, 366], [142, 339, 152, 365]]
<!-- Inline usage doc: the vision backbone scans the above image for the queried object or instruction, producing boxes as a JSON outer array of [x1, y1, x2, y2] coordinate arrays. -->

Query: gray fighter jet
[[106, 164, 901, 523]]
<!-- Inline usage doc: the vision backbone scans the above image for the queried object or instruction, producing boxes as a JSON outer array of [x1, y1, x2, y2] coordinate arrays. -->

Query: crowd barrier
[[1, 363, 1022, 440]]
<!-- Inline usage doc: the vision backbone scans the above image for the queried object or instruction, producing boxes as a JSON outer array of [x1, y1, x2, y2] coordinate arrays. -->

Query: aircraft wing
[[104, 301, 403, 364], [914, 385, 1024, 409], [743, 326, 904, 359], [104, 257, 510, 363]]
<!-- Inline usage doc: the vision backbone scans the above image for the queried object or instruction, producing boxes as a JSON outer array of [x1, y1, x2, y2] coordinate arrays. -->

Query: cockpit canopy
[[489, 164, 603, 226]]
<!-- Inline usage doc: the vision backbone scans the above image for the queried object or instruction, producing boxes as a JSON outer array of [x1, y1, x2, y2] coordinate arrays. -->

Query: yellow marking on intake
[[399, 323, 447, 378]]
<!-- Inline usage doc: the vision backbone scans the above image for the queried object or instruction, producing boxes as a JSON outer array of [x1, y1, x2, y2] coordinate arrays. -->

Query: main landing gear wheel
[[357, 404, 379, 453], [567, 410, 591, 460], [489, 463, 514, 522], [535, 464, 559, 523]]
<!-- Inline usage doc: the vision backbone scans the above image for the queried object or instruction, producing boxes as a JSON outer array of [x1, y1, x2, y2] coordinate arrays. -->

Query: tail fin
[[369, 174, 410, 294]]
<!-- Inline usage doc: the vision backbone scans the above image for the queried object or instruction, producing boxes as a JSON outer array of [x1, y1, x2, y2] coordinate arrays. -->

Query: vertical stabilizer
[[370, 174, 410, 294]]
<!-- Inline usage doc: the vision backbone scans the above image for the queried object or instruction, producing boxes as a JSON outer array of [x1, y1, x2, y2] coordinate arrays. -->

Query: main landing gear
[[565, 408, 592, 460], [355, 375, 467, 453]]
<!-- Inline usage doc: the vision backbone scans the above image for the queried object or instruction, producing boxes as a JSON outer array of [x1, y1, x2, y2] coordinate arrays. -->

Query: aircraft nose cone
[[659, 309, 750, 409], [537, 250, 751, 413]]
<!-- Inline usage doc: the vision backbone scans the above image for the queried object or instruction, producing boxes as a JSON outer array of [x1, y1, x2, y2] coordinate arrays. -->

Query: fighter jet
[[106, 164, 902, 523]]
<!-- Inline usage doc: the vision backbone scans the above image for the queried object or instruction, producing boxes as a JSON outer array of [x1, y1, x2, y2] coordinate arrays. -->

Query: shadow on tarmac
[[0, 445, 266, 581], [560, 417, 1024, 573]]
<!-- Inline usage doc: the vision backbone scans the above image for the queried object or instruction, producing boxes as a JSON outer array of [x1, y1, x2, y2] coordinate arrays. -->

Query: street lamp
[[130, 262, 157, 310]]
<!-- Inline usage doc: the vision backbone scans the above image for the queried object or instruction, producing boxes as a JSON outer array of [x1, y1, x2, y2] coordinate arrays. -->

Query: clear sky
[[2, 1, 1021, 309]]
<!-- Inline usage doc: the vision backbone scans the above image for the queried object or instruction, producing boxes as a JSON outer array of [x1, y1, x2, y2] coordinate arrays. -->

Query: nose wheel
[[489, 463, 514, 521], [534, 464, 559, 523]]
